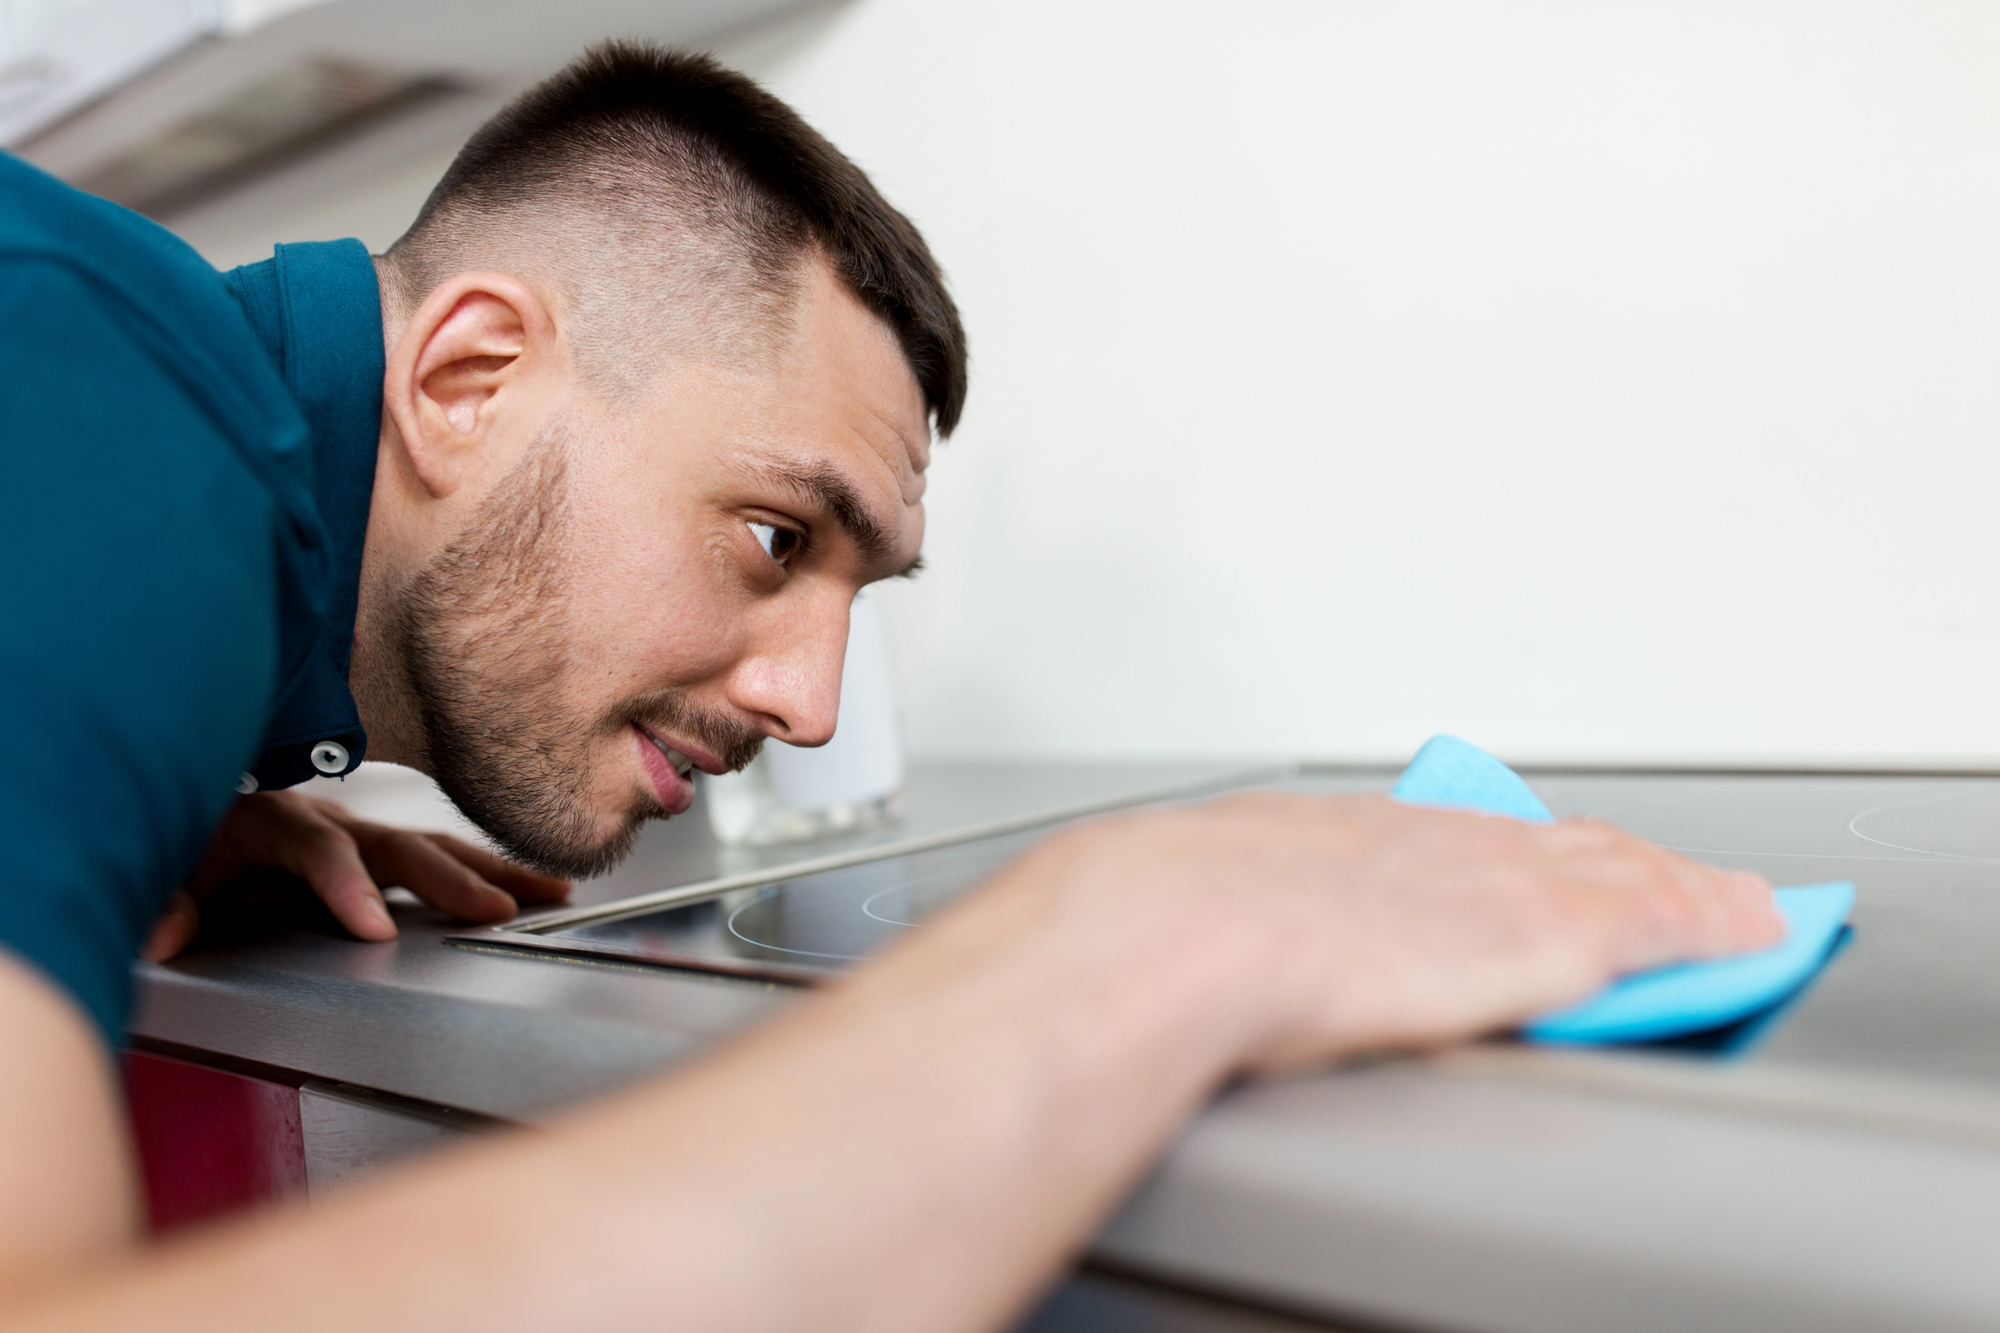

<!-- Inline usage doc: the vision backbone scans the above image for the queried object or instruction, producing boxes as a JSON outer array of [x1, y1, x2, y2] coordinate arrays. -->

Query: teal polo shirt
[[0, 151, 382, 1047]]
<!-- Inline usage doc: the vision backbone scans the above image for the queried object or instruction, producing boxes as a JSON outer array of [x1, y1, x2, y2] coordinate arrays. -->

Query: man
[[0, 41, 1778, 1331]]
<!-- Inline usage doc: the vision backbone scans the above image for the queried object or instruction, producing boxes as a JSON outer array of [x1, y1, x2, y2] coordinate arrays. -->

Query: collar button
[[310, 741, 350, 775]]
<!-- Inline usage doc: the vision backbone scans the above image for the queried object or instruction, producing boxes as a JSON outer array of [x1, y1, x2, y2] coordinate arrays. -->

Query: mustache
[[623, 689, 767, 774]]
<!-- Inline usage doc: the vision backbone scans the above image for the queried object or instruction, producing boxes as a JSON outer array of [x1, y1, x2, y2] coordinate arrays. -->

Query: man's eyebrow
[[754, 460, 897, 565]]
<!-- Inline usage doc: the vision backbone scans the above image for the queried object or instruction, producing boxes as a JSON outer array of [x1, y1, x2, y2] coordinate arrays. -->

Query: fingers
[[180, 792, 569, 952], [140, 891, 201, 963], [307, 800, 570, 909], [1667, 865, 1782, 955], [1531, 817, 1782, 972], [274, 816, 400, 942], [341, 827, 520, 925], [423, 834, 572, 905], [1188, 795, 1781, 974], [202, 794, 397, 942]]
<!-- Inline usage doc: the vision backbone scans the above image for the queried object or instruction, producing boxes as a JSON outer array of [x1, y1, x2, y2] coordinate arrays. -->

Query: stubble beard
[[387, 429, 762, 879]]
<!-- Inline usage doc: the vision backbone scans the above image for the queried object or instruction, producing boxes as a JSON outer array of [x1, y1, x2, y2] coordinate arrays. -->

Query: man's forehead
[[787, 259, 931, 476], [631, 252, 930, 482], [734, 340, 927, 512], [624, 254, 930, 535], [857, 397, 930, 504]]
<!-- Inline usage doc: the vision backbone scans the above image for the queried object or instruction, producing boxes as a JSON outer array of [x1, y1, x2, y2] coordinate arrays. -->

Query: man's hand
[[945, 792, 1786, 1076], [141, 791, 571, 961]]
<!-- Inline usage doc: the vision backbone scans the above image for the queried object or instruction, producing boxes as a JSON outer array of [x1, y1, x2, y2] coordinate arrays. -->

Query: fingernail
[[365, 898, 395, 933]]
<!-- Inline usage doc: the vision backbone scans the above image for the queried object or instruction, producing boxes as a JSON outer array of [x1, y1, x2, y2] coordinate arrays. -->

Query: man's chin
[[444, 784, 660, 882], [498, 814, 651, 880]]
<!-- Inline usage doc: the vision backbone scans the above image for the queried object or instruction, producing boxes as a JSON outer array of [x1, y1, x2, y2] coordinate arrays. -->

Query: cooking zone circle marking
[[1577, 784, 2000, 863], [1848, 791, 2000, 861], [723, 859, 984, 959], [724, 886, 863, 961]]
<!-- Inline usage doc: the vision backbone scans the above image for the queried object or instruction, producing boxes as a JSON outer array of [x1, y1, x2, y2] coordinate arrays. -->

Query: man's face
[[394, 260, 931, 876]]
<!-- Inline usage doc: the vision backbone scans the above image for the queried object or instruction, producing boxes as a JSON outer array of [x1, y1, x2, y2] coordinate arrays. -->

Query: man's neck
[[351, 257, 429, 773], [349, 527, 429, 774]]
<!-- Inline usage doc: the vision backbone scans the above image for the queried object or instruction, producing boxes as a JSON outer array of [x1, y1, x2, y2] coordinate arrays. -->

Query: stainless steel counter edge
[[1096, 1061, 2000, 1333], [137, 945, 2000, 1333], [131, 950, 797, 1119]]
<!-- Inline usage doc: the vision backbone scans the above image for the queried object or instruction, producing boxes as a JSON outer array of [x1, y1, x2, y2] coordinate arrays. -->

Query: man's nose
[[729, 597, 849, 747]]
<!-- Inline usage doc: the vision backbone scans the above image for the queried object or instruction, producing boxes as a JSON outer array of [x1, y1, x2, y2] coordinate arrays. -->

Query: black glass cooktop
[[454, 770, 2000, 1096], [547, 824, 1050, 983]]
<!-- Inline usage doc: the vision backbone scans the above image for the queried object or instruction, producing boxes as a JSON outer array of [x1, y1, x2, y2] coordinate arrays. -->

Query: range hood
[[6, 0, 807, 209]]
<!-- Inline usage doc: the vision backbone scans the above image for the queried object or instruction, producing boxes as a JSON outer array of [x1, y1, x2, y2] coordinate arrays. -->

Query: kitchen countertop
[[134, 760, 1265, 1120], [133, 762, 2000, 1333]]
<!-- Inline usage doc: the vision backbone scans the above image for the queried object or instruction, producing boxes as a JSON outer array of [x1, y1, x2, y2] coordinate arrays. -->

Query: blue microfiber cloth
[[1392, 734, 1559, 823], [1390, 735, 1854, 1045]]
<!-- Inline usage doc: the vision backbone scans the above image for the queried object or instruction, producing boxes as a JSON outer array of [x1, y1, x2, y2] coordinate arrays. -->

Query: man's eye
[[748, 521, 803, 566]]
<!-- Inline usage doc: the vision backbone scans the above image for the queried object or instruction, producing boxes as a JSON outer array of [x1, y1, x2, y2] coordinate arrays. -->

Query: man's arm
[[0, 959, 135, 1303], [0, 793, 1776, 1333]]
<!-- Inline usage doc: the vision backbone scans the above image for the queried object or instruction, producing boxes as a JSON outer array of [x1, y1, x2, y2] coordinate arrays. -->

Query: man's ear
[[382, 272, 559, 499]]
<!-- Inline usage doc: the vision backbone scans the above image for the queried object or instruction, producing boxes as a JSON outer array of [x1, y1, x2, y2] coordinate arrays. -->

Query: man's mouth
[[635, 720, 730, 776], [644, 728, 697, 779], [632, 721, 725, 817]]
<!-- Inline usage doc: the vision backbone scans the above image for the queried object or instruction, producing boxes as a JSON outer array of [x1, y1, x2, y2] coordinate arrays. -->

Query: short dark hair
[[390, 41, 967, 436]]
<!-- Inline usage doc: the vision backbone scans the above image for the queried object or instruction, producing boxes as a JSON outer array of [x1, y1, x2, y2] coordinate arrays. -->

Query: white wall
[[171, 1, 2000, 767]]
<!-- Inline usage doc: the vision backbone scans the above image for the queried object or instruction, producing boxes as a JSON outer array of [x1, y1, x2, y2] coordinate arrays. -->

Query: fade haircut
[[384, 42, 966, 435]]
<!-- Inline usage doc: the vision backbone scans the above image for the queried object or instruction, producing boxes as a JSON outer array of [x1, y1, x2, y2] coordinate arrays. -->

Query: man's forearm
[[15, 832, 1253, 1333], [3, 795, 1780, 1333]]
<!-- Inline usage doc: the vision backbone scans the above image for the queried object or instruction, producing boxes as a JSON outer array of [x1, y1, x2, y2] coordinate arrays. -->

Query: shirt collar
[[223, 239, 383, 791]]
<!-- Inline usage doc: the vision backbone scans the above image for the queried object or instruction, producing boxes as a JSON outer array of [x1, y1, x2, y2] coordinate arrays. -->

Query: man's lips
[[633, 723, 696, 816], [633, 721, 727, 776]]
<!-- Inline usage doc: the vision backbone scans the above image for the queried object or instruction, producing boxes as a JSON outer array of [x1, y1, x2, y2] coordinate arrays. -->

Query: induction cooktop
[[450, 819, 1067, 984], [450, 769, 2000, 1100]]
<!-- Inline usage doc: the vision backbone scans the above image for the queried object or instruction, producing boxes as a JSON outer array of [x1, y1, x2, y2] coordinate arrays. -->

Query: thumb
[[140, 890, 202, 963]]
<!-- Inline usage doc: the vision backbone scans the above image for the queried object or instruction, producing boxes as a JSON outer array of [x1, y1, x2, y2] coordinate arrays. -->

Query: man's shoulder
[[0, 152, 300, 446], [2, 151, 221, 298], [0, 152, 326, 556]]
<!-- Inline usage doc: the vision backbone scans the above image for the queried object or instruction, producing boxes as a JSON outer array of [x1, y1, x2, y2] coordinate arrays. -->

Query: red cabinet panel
[[122, 1051, 305, 1233]]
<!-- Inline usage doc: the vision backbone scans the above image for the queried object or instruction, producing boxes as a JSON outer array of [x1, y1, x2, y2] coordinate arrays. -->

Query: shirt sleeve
[[0, 256, 286, 1047]]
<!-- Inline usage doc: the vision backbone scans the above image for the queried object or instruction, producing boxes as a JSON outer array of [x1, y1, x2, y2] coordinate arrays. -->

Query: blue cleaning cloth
[[1390, 735, 1854, 1045], [1391, 734, 1557, 823], [1526, 883, 1855, 1044]]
